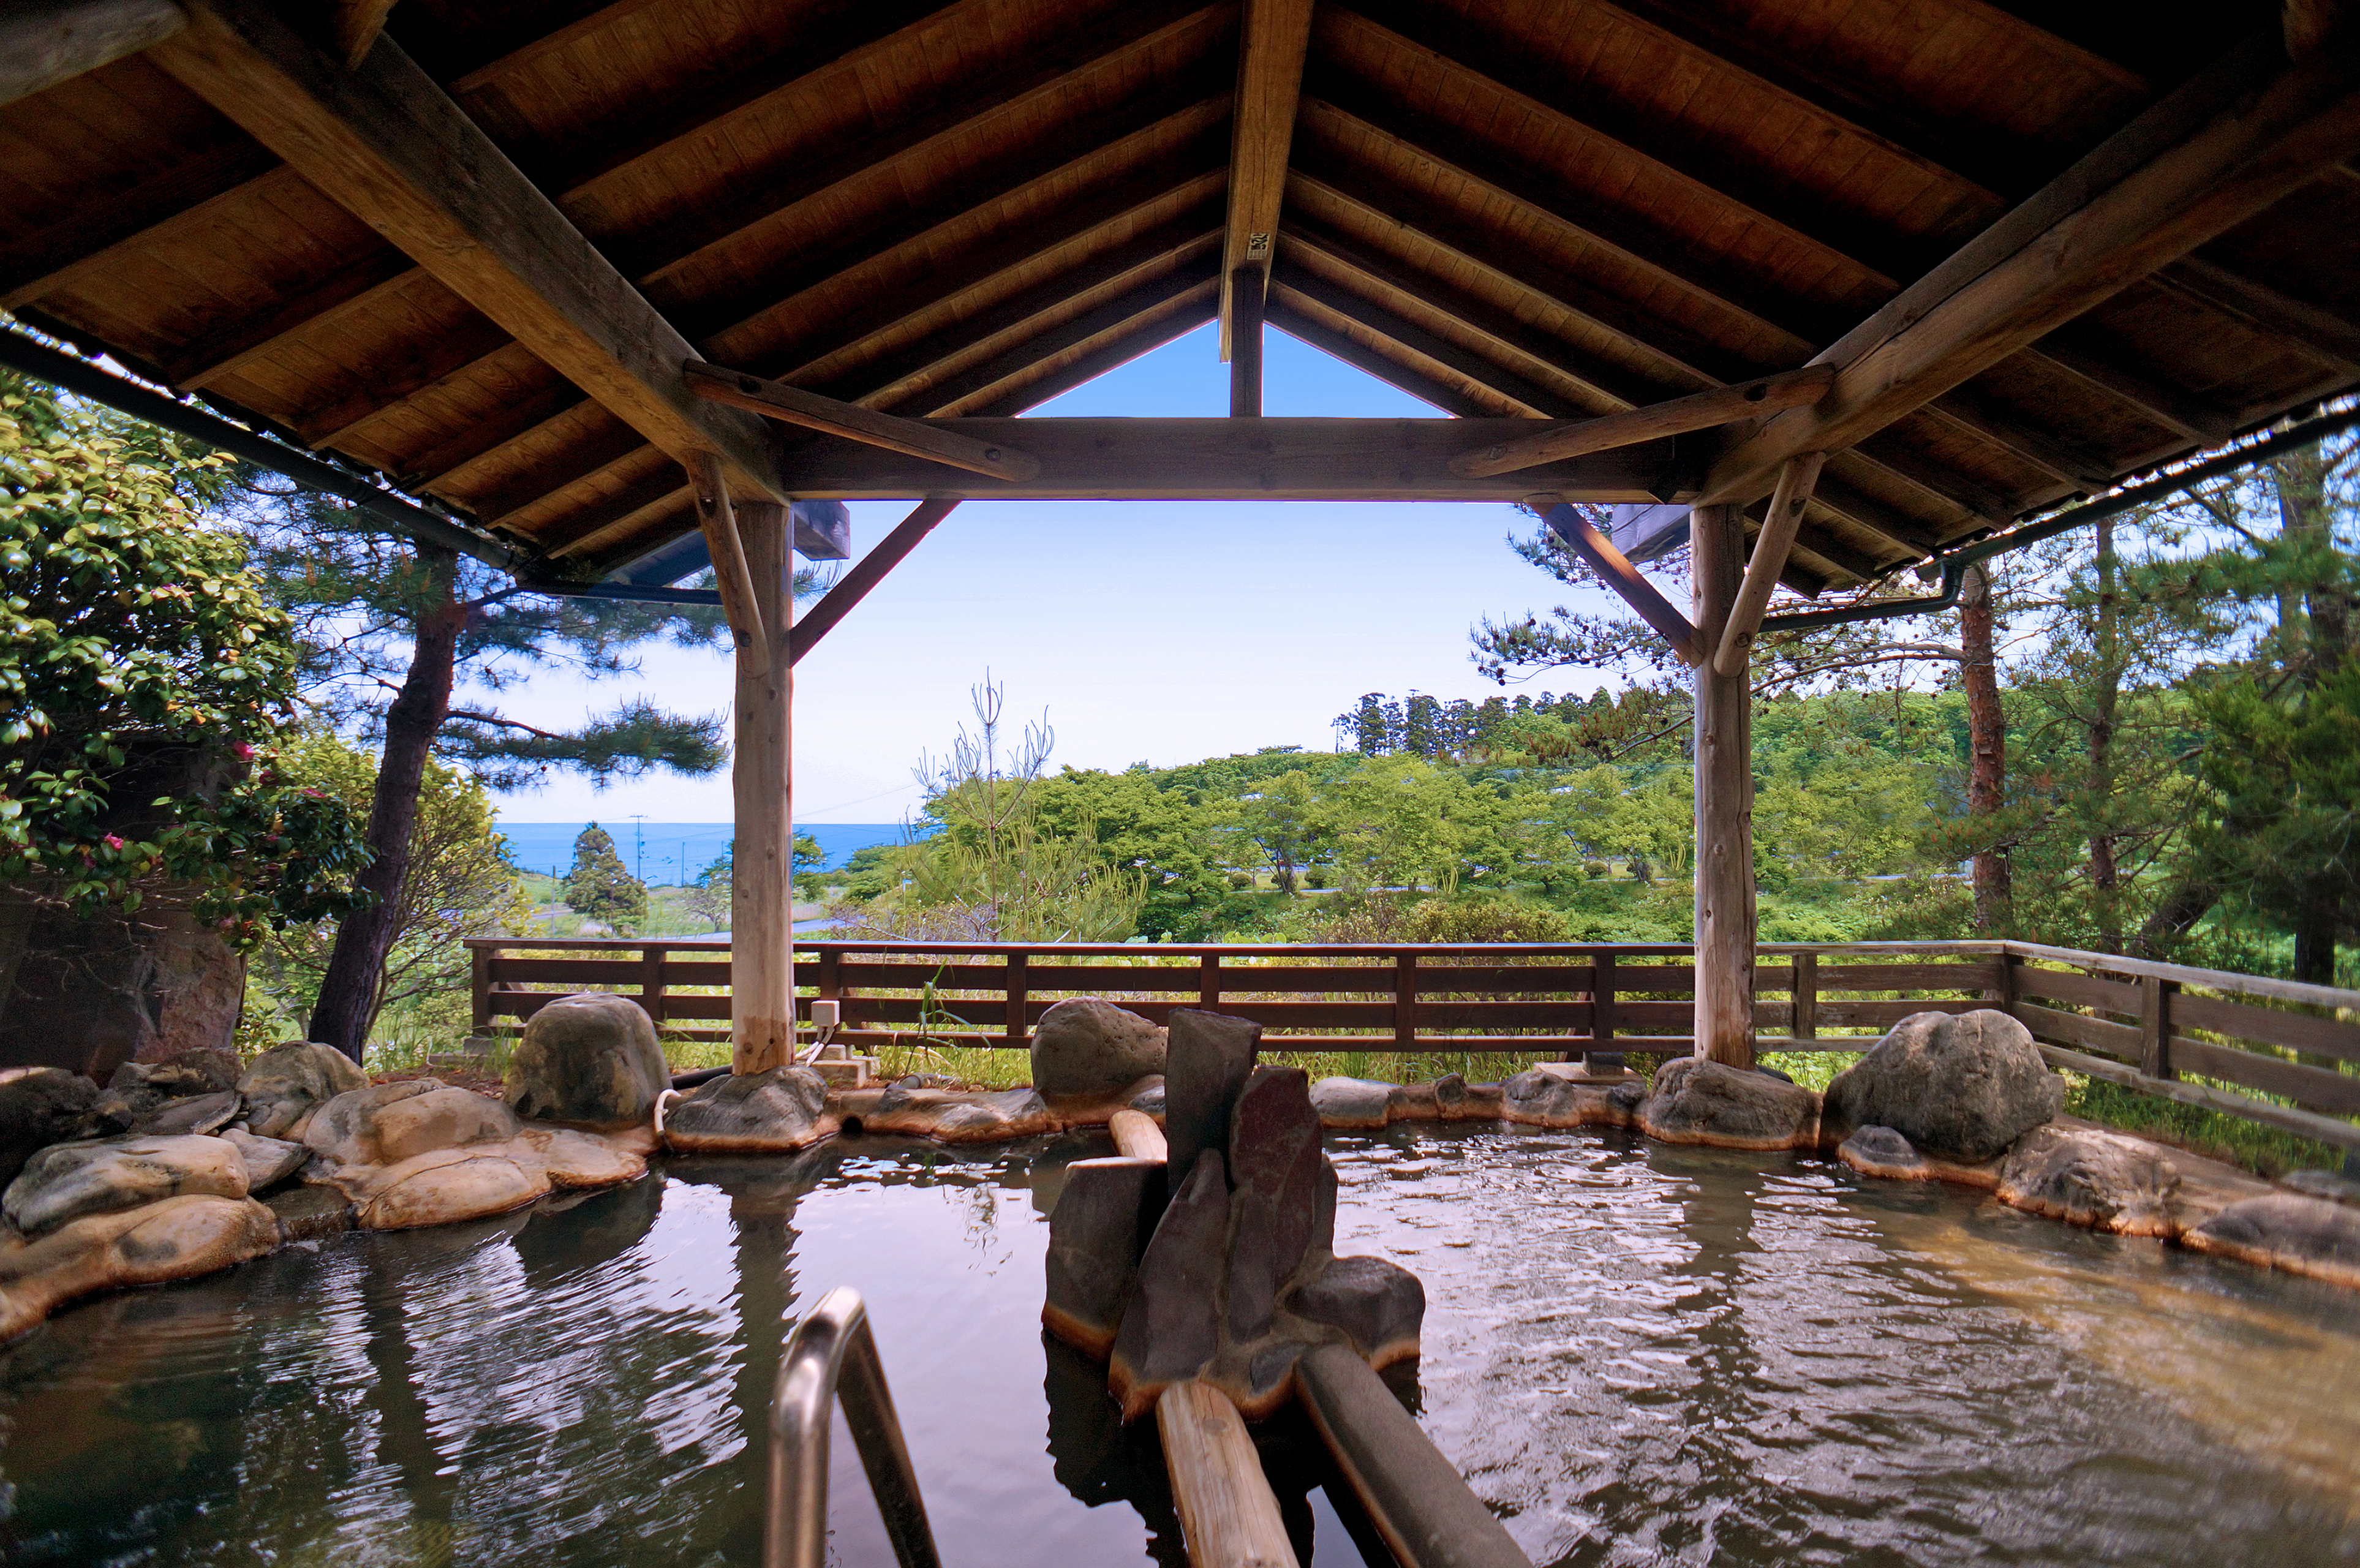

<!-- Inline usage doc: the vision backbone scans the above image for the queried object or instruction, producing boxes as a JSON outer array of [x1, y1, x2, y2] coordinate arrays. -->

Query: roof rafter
[[1218, 0, 1315, 360], [148, 0, 793, 504]]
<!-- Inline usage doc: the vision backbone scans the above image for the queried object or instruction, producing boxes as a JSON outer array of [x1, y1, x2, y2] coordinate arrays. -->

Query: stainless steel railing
[[766, 1286, 943, 1568]]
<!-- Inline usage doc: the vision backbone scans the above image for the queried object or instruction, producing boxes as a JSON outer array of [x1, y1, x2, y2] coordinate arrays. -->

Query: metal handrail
[[766, 1287, 942, 1568]]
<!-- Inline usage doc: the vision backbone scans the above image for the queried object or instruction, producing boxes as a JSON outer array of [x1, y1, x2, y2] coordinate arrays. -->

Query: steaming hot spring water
[[0, 1125, 2354, 1566]]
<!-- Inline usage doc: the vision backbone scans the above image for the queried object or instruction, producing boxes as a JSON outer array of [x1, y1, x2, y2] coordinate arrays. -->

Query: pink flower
[[230, 742, 255, 761], [102, 834, 124, 851], [298, 787, 325, 799]]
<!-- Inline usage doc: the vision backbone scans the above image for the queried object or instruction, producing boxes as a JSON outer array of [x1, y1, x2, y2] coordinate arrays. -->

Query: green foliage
[[564, 821, 647, 932], [247, 728, 529, 1037], [0, 371, 369, 943], [2187, 660, 2360, 947]]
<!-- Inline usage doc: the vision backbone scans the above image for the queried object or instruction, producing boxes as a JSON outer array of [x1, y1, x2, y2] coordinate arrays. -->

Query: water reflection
[[0, 1129, 2351, 1567]]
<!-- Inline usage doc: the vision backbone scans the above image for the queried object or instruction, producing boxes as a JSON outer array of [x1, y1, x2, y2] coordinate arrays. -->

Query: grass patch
[[2059, 1072, 2347, 1178]]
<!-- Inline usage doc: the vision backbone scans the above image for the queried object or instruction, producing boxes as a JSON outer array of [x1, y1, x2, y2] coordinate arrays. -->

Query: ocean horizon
[[493, 821, 916, 884]]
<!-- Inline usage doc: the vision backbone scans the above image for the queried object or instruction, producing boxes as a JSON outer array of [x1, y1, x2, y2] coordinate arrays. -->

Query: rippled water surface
[[1, 1126, 2354, 1566]]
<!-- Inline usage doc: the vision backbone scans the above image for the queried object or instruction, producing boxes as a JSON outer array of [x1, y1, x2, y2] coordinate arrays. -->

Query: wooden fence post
[[1792, 950, 1817, 1042], [1199, 951, 1221, 1012], [1006, 949, 1028, 1042], [2141, 973, 2177, 1080], [1584, 948, 1624, 1075], [641, 943, 668, 1027], [1393, 951, 1416, 1049], [470, 943, 491, 1034], [1992, 951, 2023, 1019]]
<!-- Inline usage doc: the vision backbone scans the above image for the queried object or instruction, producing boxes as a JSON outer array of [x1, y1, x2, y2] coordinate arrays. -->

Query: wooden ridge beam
[[1453, 367, 1834, 477], [1219, 0, 1314, 358], [790, 499, 959, 666], [148, 0, 793, 506], [688, 362, 1039, 481], [1704, 33, 2360, 507], [771, 417, 1677, 501], [1541, 503, 1702, 664], [1714, 453, 1826, 676]]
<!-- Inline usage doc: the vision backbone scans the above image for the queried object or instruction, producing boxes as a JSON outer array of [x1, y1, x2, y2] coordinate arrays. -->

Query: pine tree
[[564, 823, 647, 932]]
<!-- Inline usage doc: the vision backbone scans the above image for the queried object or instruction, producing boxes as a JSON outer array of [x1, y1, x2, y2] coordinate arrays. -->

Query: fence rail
[[462, 937, 2360, 1151]]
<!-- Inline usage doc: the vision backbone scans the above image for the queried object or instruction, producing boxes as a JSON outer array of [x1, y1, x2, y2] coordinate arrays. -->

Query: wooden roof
[[6, 0, 2359, 592]]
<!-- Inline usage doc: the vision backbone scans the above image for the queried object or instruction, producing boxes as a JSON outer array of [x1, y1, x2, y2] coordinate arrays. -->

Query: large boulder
[[87, 1047, 247, 1134], [0, 894, 244, 1081], [1287, 1254, 1425, 1369], [1043, 1155, 1165, 1357], [1030, 1000, 1166, 1100], [1640, 1057, 1818, 1150], [505, 992, 671, 1128], [3, 1133, 250, 1235], [0, 1069, 100, 1186], [1310, 1076, 1393, 1130], [1996, 1125, 2179, 1235], [0, 1194, 279, 1341], [346, 1147, 552, 1231], [930, 1087, 1056, 1144], [219, 1126, 308, 1191], [1224, 1068, 1325, 1342], [303, 1080, 519, 1168], [1162, 1010, 1260, 1195], [236, 1041, 369, 1140], [1823, 1009, 2062, 1162], [662, 1066, 831, 1153], [2185, 1194, 2360, 1288]]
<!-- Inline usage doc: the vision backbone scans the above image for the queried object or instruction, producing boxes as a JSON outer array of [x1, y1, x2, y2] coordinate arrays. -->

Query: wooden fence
[[464, 937, 2360, 1152]]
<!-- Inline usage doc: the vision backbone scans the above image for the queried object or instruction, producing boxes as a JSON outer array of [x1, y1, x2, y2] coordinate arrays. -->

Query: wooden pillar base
[[1691, 502, 1756, 1069]]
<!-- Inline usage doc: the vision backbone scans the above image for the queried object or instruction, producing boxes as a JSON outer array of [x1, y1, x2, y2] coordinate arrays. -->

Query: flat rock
[[1287, 1254, 1424, 1370], [1995, 1125, 2179, 1235], [1109, 1148, 1230, 1419], [1310, 1077, 1393, 1130], [662, 1066, 830, 1153], [1837, 1125, 1926, 1180], [236, 1042, 369, 1140], [1043, 1155, 1164, 1358], [2186, 1194, 2360, 1288], [516, 1125, 648, 1189], [137, 1089, 241, 1137], [348, 1145, 552, 1231], [115, 1047, 241, 1098], [1031, 999, 1167, 1100], [505, 992, 671, 1128], [1162, 1009, 1260, 1197], [2279, 1168, 2360, 1209], [1501, 1069, 1626, 1130], [0, 1194, 279, 1342], [1128, 1081, 1166, 1115], [3, 1133, 249, 1236], [1823, 1009, 2061, 1162], [303, 1080, 519, 1168], [1640, 1057, 1819, 1150], [932, 1088, 1056, 1144], [0, 1069, 98, 1186], [263, 1182, 353, 1242], [219, 1126, 307, 1191], [1224, 1068, 1324, 1342]]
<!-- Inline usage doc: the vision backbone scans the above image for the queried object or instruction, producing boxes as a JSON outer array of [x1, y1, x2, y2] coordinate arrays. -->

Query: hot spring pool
[[1, 1125, 2355, 1566]]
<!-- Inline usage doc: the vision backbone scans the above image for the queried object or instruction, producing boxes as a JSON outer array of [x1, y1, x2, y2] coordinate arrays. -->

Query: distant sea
[[495, 821, 914, 884]]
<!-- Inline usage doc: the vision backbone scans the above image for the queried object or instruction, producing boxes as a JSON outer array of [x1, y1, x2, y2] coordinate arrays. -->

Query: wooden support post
[[1792, 951, 1818, 1042], [1229, 268, 1264, 417], [1006, 949, 1028, 1043], [641, 943, 668, 1027], [1200, 951, 1222, 1012], [1691, 503, 1756, 1068], [689, 453, 770, 677], [2141, 973, 2177, 1080], [1712, 451, 1825, 677], [731, 502, 794, 1074], [1157, 1379, 1299, 1568], [1393, 951, 1416, 1049]]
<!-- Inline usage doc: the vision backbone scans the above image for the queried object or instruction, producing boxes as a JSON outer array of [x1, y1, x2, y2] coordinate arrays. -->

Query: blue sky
[[486, 323, 1626, 824]]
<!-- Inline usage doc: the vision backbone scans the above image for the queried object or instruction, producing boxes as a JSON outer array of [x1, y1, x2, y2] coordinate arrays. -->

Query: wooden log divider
[[1158, 1379, 1299, 1568], [1005, 949, 1028, 1042]]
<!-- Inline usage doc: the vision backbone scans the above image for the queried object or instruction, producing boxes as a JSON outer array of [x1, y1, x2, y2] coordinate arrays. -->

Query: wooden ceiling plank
[[1270, 270, 1574, 415], [148, 0, 792, 504], [687, 361, 1041, 481], [162, 246, 417, 386], [539, 470, 690, 556], [447, 0, 680, 92], [1921, 387, 2116, 489], [331, 0, 399, 69], [2021, 334, 2237, 442], [1262, 298, 1499, 417], [770, 415, 1680, 500], [0, 143, 282, 309], [1704, 35, 2360, 506], [0, 0, 187, 110], [301, 314, 515, 450], [925, 294, 1221, 418], [902, 266, 1221, 416], [405, 379, 587, 490], [1453, 366, 1836, 477], [473, 415, 647, 526], [1219, 0, 1315, 358], [2153, 255, 2360, 372]]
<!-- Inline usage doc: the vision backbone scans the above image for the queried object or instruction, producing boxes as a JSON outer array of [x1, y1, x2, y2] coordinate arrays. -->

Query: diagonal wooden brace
[[1540, 502, 1703, 665], [687, 360, 1039, 482], [1713, 452, 1826, 676], [687, 452, 771, 678], [790, 497, 959, 666]]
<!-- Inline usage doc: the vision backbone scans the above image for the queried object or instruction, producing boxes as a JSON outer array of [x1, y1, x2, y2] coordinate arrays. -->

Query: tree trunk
[[1958, 560, 2011, 934], [307, 547, 461, 1061], [2087, 515, 2122, 952]]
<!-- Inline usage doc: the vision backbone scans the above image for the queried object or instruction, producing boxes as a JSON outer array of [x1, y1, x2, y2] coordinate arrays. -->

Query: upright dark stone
[[0, 1069, 97, 1186], [1043, 1155, 1165, 1358], [1224, 1067, 1324, 1341], [1161, 1009, 1260, 1200], [1288, 1254, 1425, 1368], [1109, 1148, 1231, 1417]]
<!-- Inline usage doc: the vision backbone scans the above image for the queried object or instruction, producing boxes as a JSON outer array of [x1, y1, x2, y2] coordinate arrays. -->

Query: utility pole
[[629, 813, 647, 884]]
